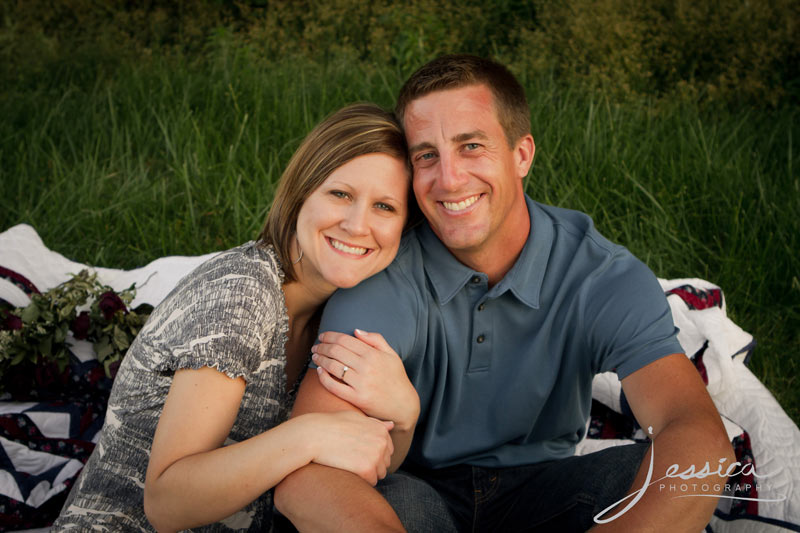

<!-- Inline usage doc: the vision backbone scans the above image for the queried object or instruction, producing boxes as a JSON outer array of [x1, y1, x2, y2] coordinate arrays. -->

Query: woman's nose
[[340, 203, 369, 236]]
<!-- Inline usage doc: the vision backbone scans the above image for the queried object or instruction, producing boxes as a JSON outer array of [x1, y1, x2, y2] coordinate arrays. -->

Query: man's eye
[[465, 143, 480, 151], [375, 202, 395, 212], [419, 152, 436, 161]]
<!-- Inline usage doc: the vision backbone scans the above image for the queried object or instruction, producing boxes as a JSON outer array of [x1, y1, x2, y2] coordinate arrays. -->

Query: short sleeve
[[583, 250, 683, 379], [318, 263, 421, 361], [137, 243, 287, 382]]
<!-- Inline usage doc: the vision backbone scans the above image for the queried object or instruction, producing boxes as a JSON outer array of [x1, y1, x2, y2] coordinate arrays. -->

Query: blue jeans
[[378, 443, 649, 533]]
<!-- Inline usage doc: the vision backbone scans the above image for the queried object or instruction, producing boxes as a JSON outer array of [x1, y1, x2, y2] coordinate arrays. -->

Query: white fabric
[[583, 278, 799, 532], [0, 223, 218, 308], [1, 223, 798, 531]]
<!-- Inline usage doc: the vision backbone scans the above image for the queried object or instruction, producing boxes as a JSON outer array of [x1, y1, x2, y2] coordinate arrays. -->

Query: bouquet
[[0, 270, 152, 394]]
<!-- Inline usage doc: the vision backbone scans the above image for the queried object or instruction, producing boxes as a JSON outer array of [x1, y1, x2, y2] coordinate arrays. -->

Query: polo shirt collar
[[418, 195, 553, 308]]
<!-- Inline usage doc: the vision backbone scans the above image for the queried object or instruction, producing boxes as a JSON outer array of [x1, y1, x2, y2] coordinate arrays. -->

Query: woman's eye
[[330, 190, 349, 199], [375, 202, 395, 212]]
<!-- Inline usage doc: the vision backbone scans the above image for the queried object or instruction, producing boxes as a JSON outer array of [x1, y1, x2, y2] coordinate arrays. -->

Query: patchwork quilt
[[1, 223, 798, 532]]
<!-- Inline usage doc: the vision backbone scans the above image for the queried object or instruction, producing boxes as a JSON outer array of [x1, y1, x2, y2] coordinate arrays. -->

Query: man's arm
[[591, 353, 735, 532], [273, 373, 405, 533]]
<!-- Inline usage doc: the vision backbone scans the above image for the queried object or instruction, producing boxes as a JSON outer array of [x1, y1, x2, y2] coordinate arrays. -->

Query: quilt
[[1, 223, 798, 532]]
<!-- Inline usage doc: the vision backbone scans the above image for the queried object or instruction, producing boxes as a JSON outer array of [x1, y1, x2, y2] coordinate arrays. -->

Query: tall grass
[[1, 50, 797, 423]]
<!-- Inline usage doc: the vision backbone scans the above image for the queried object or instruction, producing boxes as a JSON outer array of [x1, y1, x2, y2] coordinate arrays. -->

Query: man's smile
[[440, 194, 483, 213]]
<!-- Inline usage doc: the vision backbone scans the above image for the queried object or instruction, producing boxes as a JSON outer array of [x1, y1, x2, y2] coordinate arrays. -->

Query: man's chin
[[434, 230, 486, 254]]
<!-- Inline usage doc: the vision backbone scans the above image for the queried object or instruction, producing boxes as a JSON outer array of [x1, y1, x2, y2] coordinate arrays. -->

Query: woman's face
[[295, 152, 409, 294]]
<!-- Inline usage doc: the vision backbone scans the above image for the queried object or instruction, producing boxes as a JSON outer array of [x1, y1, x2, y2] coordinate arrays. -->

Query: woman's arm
[[274, 372, 407, 533], [312, 328, 420, 471], [143, 366, 395, 533]]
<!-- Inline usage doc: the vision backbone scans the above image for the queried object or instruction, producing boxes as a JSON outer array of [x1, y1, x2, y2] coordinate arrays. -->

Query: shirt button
[[476, 334, 485, 343], [471, 276, 481, 284], [477, 303, 485, 311]]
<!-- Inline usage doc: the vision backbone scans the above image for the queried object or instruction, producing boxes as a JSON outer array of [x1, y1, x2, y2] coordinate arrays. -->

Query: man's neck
[[452, 201, 531, 288]]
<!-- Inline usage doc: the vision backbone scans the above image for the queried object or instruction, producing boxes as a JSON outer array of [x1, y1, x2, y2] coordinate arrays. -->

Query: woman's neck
[[282, 278, 331, 337], [281, 279, 330, 391]]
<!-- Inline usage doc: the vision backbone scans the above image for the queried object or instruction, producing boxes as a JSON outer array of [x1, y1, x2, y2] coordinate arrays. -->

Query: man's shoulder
[[535, 201, 619, 253], [355, 227, 426, 294], [323, 229, 426, 318], [319, 229, 427, 354]]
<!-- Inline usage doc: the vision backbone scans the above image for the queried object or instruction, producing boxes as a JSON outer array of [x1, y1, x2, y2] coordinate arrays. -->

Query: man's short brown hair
[[395, 54, 531, 146]]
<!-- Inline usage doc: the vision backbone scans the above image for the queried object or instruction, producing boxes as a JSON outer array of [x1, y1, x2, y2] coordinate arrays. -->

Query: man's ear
[[514, 134, 535, 179]]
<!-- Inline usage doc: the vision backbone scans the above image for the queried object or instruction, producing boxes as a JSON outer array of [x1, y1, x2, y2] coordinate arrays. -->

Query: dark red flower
[[107, 359, 122, 379], [1, 312, 23, 331], [71, 311, 91, 339], [98, 291, 127, 321]]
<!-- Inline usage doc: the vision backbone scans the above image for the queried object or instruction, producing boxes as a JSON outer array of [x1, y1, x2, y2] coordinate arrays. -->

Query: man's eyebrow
[[453, 130, 489, 143], [408, 141, 435, 154], [409, 131, 489, 153]]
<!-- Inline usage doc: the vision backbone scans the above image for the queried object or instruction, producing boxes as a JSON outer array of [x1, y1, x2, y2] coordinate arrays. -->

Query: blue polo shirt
[[318, 195, 682, 469]]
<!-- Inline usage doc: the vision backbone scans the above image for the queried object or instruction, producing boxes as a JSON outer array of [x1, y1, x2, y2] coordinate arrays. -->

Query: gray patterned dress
[[53, 242, 296, 532]]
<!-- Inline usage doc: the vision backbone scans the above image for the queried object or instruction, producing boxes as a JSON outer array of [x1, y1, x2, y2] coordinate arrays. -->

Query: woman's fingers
[[308, 411, 395, 486], [316, 366, 355, 403], [312, 352, 354, 382], [311, 341, 359, 371], [317, 330, 377, 357], [313, 330, 417, 428], [353, 328, 392, 352]]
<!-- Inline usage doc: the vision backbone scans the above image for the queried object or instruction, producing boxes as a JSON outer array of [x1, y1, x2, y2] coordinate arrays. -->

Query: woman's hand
[[311, 329, 420, 432], [302, 411, 395, 486]]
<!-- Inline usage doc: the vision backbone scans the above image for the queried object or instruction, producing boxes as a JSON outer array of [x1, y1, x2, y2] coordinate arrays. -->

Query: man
[[274, 55, 734, 532]]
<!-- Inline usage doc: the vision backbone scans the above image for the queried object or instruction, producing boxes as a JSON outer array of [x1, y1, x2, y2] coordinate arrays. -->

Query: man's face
[[404, 84, 533, 258]]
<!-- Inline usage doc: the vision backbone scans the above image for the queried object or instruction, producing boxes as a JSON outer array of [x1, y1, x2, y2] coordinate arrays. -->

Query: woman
[[53, 103, 419, 532]]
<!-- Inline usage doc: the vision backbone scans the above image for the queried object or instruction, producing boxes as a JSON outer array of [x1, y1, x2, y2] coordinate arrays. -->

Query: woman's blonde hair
[[258, 103, 410, 282]]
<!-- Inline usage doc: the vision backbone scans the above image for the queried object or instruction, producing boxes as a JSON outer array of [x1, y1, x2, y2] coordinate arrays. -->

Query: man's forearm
[[274, 463, 404, 533], [591, 413, 734, 531], [595, 354, 736, 531]]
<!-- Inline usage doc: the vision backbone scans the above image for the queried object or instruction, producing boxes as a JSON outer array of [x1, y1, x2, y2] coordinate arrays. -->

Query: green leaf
[[56, 353, 68, 373], [54, 323, 68, 343], [94, 337, 113, 359], [112, 325, 130, 350], [103, 357, 118, 378], [58, 303, 77, 321], [20, 304, 40, 324], [39, 336, 53, 357]]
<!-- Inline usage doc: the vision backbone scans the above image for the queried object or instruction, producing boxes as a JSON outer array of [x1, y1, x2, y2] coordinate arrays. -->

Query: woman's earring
[[293, 239, 304, 265]]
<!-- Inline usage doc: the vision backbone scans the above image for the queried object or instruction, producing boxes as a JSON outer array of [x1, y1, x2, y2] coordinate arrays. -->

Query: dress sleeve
[[137, 244, 288, 382]]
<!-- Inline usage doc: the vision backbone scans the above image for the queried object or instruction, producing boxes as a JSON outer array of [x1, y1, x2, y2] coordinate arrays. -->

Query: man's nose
[[437, 152, 468, 191]]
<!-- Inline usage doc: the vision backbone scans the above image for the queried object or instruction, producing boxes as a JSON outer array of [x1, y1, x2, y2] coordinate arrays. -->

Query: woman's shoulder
[[195, 241, 284, 283], [137, 241, 287, 352], [159, 242, 283, 306]]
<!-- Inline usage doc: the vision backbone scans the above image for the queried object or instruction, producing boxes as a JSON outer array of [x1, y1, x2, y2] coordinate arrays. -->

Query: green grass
[[1, 50, 798, 424]]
